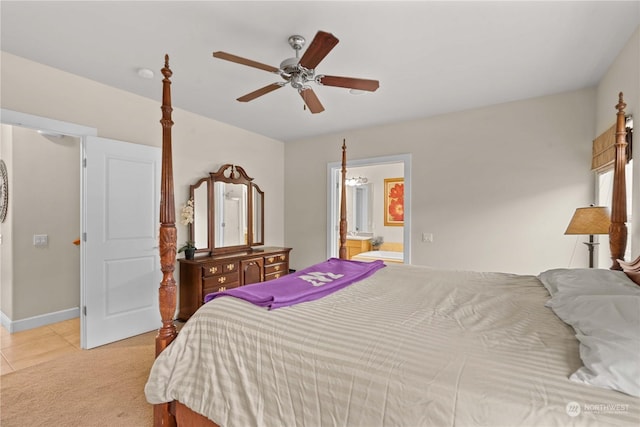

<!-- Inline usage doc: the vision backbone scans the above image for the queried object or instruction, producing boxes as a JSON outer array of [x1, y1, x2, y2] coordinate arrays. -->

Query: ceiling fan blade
[[318, 75, 380, 92], [237, 83, 284, 102], [213, 51, 279, 73], [299, 88, 325, 114], [299, 31, 339, 70]]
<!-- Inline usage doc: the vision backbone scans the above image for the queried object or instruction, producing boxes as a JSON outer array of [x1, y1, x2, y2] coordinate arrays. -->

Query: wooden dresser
[[177, 247, 292, 320]]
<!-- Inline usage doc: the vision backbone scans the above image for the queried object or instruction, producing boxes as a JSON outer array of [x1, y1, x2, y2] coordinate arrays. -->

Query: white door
[[82, 136, 161, 349]]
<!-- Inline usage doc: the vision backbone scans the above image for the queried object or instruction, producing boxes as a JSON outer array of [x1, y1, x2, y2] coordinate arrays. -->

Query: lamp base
[[583, 234, 599, 268]]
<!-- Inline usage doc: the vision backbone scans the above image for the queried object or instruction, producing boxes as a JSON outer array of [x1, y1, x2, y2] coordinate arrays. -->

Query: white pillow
[[546, 283, 640, 397], [538, 268, 635, 297]]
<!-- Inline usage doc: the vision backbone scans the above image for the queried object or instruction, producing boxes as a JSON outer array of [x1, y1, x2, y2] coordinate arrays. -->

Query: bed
[[146, 56, 638, 426]]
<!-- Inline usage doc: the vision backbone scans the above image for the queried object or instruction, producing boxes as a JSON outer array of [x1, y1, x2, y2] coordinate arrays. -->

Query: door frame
[[327, 153, 412, 263]]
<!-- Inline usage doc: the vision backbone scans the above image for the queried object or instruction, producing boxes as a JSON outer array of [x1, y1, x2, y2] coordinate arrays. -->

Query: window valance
[[592, 122, 633, 171]]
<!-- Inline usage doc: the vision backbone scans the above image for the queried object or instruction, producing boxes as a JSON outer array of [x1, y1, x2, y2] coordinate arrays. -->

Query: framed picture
[[384, 177, 404, 226]]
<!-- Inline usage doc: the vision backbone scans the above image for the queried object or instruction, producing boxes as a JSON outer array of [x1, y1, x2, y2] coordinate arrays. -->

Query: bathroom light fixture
[[346, 177, 368, 186]]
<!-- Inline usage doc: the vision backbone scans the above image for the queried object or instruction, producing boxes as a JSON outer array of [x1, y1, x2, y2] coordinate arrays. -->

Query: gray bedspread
[[145, 264, 639, 426]]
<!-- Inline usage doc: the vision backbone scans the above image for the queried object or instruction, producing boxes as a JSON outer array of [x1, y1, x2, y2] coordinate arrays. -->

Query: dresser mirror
[[190, 177, 210, 252], [213, 181, 248, 248], [188, 164, 264, 255]]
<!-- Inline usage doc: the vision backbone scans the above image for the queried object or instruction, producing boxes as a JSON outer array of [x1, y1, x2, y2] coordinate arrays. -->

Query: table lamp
[[565, 206, 611, 268]]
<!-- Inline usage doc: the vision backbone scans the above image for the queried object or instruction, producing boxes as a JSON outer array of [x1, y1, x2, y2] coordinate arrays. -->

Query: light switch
[[33, 234, 48, 247]]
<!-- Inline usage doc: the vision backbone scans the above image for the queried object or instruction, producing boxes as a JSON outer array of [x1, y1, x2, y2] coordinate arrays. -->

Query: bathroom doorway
[[327, 154, 411, 263]]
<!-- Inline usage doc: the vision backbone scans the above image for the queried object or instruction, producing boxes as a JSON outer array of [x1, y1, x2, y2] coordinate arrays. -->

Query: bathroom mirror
[[346, 183, 373, 233]]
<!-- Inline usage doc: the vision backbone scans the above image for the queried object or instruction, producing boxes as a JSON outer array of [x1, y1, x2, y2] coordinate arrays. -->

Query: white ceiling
[[1, 1, 639, 142]]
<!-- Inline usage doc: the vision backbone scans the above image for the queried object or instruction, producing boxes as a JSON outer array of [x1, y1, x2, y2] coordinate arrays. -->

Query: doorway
[[0, 109, 95, 339], [1, 110, 162, 349], [327, 154, 411, 263]]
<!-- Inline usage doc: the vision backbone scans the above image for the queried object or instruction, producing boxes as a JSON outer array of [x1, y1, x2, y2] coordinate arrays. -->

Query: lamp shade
[[565, 206, 611, 235]]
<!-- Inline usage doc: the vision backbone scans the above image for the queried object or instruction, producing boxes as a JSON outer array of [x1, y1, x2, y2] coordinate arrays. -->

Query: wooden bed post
[[155, 54, 178, 427], [339, 139, 348, 259], [609, 92, 628, 270]]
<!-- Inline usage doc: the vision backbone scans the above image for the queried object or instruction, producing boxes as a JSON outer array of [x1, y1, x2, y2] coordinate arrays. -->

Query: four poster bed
[[146, 56, 639, 426]]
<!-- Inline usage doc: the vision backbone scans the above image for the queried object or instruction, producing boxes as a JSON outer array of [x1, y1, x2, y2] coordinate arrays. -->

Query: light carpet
[[1, 330, 157, 427]]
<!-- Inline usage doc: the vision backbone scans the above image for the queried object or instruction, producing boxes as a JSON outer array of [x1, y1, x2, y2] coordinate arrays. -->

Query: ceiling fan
[[212, 31, 380, 114]]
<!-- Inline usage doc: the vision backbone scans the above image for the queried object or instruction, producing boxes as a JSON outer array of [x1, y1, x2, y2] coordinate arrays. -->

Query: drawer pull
[[209, 266, 219, 274], [267, 257, 275, 263], [274, 266, 280, 271], [280, 255, 286, 261], [218, 276, 226, 284], [218, 286, 226, 292], [274, 273, 281, 279], [227, 263, 235, 271]]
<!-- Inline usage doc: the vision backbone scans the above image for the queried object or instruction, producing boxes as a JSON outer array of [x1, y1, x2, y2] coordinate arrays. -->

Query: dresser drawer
[[203, 272, 239, 288], [264, 253, 288, 265], [264, 263, 286, 275], [203, 261, 238, 277], [203, 281, 240, 297], [264, 271, 285, 281]]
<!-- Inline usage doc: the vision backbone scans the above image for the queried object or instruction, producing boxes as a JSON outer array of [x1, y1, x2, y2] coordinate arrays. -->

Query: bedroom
[[0, 0, 638, 338], [1, 1, 639, 426]]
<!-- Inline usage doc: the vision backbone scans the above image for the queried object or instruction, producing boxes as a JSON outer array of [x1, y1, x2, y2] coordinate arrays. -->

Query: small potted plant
[[178, 240, 196, 260], [370, 236, 384, 251]]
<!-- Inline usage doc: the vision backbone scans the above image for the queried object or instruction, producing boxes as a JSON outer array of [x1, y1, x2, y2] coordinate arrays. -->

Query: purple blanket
[[204, 257, 385, 309]]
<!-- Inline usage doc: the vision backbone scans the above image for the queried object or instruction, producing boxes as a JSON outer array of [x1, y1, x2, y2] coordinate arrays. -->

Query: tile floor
[[0, 318, 80, 375]]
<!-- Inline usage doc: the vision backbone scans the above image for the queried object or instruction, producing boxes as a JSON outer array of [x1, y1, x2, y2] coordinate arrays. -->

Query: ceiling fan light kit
[[212, 31, 380, 114]]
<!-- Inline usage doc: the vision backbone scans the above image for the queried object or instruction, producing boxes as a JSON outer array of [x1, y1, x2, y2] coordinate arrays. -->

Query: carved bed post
[[339, 139, 348, 259], [155, 54, 178, 427], [609, 92, 628, 270]]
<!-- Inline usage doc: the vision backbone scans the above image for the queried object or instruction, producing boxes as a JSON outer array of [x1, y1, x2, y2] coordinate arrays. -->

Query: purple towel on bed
[[204, 257, 385, 309]]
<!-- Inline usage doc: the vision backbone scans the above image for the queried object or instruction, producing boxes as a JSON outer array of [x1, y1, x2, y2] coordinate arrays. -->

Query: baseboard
[[0, 307, 80, 333]]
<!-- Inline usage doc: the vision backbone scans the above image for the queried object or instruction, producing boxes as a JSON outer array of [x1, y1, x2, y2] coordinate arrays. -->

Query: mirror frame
[[252, 183, 264, 246], [188, 176, 212, 254], [188, 164, 265, 255]]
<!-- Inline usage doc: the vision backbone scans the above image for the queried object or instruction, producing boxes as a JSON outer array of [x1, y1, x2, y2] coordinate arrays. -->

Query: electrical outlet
[[421, 232, 433, 243]]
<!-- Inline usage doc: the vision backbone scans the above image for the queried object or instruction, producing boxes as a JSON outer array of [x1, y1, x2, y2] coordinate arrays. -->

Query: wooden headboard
[[152, 56, 631, 424]]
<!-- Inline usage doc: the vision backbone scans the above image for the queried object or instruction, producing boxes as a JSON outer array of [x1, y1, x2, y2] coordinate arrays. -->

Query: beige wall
[[285, 89, 597, 274], [0, 52, 285, 323], [1, 127, 80, 320], [286, 26, 640, 275], [596, 26, 639, 256]]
